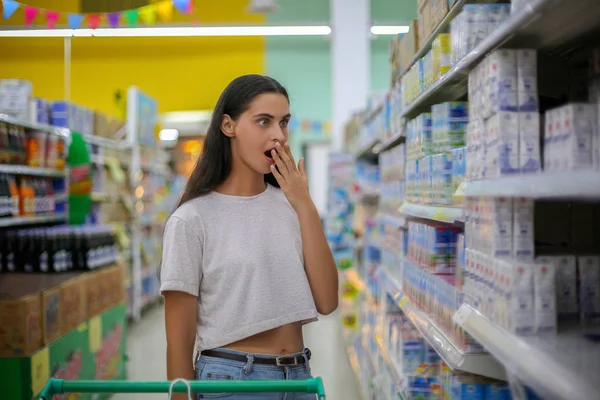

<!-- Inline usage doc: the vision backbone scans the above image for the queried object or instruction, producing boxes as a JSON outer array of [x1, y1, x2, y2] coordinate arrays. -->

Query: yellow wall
[[0, 1, 265, 116]]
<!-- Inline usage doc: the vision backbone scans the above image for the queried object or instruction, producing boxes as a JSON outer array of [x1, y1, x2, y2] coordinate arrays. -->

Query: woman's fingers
[[275, 142, 295, 172], [271, 148, 289, 175], [283, 142, 296, 167], [270, 163, 285, 184], [298, 157, 307, 178]]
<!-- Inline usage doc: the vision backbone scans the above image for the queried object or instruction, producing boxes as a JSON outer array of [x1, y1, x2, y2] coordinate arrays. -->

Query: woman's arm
[[164, 291, 197, 400], [296, 201, 339, 315], [270, 142, 339, 315]]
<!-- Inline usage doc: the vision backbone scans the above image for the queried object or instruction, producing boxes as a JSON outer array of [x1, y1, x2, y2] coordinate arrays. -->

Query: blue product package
[[485, 383, 511, 400], [452, 147, 466, 192], [452, 381, 485, 400]]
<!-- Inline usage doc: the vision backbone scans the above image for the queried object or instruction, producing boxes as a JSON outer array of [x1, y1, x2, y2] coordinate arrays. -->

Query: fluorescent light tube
[[159, 129, 179, 141], [370, 25, 410, 35], [0, 25, 332, 38]]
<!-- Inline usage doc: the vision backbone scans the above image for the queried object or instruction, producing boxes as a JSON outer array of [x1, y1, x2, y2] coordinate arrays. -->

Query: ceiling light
[[0, 25, 331, 38], [370, 25, 410, 35], [159, 129, 179, 141]]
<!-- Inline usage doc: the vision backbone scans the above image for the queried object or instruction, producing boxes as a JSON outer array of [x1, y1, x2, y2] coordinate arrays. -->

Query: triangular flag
[[138, 5, 157, 25], [45, 10, 59, 29], [24, 6, 39, 26], [157, 1, 173, 22], [124, 9, 138, 26], [87, 14, 101, 29], [107, 12, 121, 28], [173, 0, 190, 14], [2, 0, 18, 20], [68, 13, 84, 29]]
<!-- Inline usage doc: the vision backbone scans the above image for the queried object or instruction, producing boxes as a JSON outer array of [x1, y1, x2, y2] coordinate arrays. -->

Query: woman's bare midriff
[[222, 321, 305, 355]]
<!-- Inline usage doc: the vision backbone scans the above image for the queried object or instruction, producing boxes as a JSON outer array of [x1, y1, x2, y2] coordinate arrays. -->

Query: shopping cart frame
[[39, 377, 326, 399]]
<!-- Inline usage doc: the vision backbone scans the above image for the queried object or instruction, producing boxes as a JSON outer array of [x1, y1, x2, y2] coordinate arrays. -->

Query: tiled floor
[[114, 305, 361, 399]]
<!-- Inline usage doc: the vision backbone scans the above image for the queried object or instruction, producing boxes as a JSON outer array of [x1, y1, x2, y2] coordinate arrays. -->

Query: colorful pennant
[[2, 0, 19, 20], [24, 5, 38, 25], [68, 13, 84, 29], [138, 5, 157, 25], [124, 9, 138, 27], [157, 1, 173, 22], [173, 0, 191, 15], [45, 10, 59, 29], [107, 12, 121, 29], [87, 14, 101, 29]]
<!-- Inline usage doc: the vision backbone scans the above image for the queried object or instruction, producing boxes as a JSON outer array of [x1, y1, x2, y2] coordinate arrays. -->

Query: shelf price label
[[30, 347, 50, 396]]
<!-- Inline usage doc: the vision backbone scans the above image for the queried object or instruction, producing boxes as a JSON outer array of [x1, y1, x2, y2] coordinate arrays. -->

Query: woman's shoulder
[[169, 195, 213, 226]]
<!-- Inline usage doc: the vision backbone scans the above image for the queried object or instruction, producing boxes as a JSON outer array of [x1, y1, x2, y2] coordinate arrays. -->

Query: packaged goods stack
[[0, 80, 176, 399], [333, 0, 600, 399]]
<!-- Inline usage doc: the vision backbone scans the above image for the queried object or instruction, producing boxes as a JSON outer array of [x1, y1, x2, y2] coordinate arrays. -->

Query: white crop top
[[159, 184, 319, 351]]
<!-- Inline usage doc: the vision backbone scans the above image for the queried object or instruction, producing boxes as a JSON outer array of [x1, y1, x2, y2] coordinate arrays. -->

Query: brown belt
[[201, 349, 311, 366]]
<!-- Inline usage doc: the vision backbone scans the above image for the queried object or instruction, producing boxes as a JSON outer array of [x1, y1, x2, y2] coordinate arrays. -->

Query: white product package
[[508, 262, 535, 335], [517, 49, 539, 112], [537, 255, 578, 320], [558, 103, 597, 171], [579, 256, 600, 324], [486, 50, 518, 117], [490, 197, 513, 259], [533, 261, 557, 333], [519, 112, 541, 173], [513, 197, 535, 261], [543, 109, 556, 172], [486, 112, 520, 177]]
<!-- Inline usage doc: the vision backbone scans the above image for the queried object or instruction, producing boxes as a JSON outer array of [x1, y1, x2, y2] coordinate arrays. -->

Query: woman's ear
[[221, 114, 235, 138]]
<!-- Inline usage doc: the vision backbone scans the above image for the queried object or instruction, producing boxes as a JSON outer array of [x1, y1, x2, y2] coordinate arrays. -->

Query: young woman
[[160, 74, 339, 400]]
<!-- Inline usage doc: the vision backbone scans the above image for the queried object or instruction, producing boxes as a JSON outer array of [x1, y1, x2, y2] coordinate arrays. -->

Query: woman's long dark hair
[[178, 74, 289, 207]]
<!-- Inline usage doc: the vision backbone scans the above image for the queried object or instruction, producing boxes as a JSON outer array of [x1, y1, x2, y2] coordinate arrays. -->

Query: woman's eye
[[280, 120, 289, 128], [257, 119, 268, 126]]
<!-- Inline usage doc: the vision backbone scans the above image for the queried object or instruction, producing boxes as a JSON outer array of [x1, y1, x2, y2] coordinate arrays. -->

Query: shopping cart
[[39, 377, 327, 399]]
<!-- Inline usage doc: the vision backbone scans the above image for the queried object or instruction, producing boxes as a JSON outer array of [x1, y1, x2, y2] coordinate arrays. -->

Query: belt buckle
[[275, 356, 298, 367]]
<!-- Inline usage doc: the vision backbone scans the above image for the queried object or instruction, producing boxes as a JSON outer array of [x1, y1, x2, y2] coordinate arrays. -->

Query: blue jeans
[[194, 348, 317, 400]]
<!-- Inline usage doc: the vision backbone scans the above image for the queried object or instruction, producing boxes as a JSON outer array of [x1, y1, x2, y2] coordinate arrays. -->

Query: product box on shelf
[[59, 274, 87, 334], [430, 0, 449, 33], [418, 0, 432, 49], [579, 255, 600, 324], [0, 303, 127, 400], [0, 293, 42, 358], [41, 284, 62, 345]]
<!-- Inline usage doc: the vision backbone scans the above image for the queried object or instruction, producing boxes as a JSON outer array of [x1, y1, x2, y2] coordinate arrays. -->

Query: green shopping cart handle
[[39, 377, 326, 399]]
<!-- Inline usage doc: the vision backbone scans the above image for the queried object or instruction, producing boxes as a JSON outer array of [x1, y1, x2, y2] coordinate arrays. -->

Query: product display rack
[[332, 1, 600, 399]]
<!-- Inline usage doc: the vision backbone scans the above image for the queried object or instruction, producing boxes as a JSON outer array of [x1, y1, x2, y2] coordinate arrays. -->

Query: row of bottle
[[0, 121, 67, 169], [0, 174, 62, 217], [0, 226, 117, 273]]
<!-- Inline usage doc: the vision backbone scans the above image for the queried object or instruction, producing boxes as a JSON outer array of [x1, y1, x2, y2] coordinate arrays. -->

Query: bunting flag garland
[[157, 1, 173, 22], [87, 14, 101, 30], [2, 0, 18, 20], [107, 12, 121, 28], [124, 9, 138, 27], [1, 0, 193, 30], [138, 4, 157, 25], [23, 4, 38, 25], [45, 10, 59, 29], [67, 13, 84, 29]]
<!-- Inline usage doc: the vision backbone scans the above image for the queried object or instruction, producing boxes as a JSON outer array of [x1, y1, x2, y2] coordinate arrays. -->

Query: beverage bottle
[[18, 126, 27, 165], [0, 122, 9, 164], [45, 178, 55, 214], [47, 228, 58, 273], [0, 174, 8, 217], [1, 230, 17, 272], [8, 124, 18, 164], [19, 230, 34, 272]]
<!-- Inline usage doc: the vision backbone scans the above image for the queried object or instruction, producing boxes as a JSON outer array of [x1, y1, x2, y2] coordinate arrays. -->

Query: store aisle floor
[[114, 305, 361, 400]]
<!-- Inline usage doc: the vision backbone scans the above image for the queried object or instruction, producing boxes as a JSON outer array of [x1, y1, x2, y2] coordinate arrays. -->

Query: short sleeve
[[159, 215, 203, 296]]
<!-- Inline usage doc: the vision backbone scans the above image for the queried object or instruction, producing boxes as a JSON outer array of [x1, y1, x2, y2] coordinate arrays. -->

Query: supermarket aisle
[[115, 306, 361, 400]]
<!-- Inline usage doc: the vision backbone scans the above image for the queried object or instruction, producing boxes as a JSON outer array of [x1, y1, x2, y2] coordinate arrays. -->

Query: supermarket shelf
[[353, 137, 380, 161], [373, 132, 405, 154], [375, 335, 407, 398], [0, 113, 69, 138], [461, 170, 600, 199], [380, 267, 506, 381], [400, 0, 600, 119], [454, 304, 600, 400], [0, 213, 67, 228], [399, 202, 464, 224], [377, 212, 406, 229], [83, 134, 131, 150], [393, 0, 469, 84], [0, 164, 66, 177]]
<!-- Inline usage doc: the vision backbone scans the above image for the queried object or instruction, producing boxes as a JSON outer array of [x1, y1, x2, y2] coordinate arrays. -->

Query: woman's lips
[[264, 149, 275, 164]]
